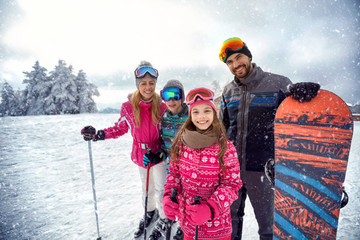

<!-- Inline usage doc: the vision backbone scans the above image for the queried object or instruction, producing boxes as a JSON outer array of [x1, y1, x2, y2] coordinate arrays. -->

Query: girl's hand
[[186, 200, 213, 225], [163, 195, 179, 220]]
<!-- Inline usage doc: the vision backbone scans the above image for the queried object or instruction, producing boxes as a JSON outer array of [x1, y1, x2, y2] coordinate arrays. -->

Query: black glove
[[81, 126, 96, 141], [143, 151, 165, 167], [287, 82, 320, 102], [93, 130, 105, 141], [81, 126, 105, 141]]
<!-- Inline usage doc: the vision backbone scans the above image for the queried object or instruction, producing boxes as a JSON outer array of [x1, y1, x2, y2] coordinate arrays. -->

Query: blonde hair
[[170, 110, 228, 172], [131, 90, 163, 128]]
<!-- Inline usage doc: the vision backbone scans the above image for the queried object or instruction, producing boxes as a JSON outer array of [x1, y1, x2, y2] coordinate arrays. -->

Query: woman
[[81, 61, 167, 238]]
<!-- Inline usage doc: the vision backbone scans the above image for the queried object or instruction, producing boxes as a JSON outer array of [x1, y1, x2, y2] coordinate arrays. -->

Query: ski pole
[[192, 196, 203, 240], [166, 187, 178, 240], [144, 147, 152, 240], [87, 141, 102, 240]]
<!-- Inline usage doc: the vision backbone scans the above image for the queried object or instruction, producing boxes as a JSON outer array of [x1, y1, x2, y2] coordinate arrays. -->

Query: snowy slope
[[0, 114, 359, 239]]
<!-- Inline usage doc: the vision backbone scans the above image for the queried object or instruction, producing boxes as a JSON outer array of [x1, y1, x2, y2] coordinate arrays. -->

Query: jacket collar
[[234, 63, 263, 89], [166, 103, 188, 118]]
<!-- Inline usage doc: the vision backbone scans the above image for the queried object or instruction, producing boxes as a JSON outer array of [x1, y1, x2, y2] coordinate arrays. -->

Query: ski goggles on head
[[160, 87, 182, 101], [135, 66, 159, 78], [186, 88, 214, 105], [219, 37, 247, 62]]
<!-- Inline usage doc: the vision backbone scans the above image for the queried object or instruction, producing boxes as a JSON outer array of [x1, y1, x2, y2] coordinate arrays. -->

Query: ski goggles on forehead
[[135, 66, 159, 78], [186, 88, 214, 105], [219, 37, 247, 62], [160, 87, 182, 101]]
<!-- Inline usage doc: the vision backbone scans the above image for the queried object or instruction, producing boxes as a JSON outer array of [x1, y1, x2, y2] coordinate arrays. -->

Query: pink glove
[[163, 195, 179, 220], [186, 201, 213, 225]]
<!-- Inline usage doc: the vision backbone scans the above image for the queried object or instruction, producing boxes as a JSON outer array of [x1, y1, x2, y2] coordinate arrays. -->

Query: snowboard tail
[[274, 90, 353, 240]]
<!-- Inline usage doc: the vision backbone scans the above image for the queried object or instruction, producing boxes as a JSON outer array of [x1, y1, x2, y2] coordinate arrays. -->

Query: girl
[[81, 61, 168, 238], [162, 88, 242, 240]]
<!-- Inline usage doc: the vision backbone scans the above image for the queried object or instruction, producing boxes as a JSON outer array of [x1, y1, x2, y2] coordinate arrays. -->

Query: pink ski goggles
[[186, 88, 214, 105]]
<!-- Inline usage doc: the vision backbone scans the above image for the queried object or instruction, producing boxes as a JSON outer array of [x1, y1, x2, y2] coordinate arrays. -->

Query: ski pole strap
[[206, 203, 215, 221]]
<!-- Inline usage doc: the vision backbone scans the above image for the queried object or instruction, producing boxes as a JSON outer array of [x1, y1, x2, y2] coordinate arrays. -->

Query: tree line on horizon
[[0, 60, 99, 117]]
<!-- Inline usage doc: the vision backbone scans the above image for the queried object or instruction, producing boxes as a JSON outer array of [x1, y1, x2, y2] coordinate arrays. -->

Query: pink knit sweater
[[164, 140, 242, 239]]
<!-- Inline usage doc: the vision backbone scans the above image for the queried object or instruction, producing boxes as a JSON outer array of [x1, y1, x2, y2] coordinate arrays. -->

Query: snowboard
[[273, 89, 353, 240]]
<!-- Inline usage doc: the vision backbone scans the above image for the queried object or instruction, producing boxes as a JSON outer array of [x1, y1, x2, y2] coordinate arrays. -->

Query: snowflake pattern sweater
[[164, 140, 242, 239]]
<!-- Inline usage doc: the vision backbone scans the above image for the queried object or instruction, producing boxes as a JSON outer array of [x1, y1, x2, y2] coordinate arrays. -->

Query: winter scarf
[[181, 126, 218, 149]]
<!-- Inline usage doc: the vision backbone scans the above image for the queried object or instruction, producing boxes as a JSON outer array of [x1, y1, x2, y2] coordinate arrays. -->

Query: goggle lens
[[161, 87, 182, 101], [219, 37, 246, 62], [135, 66, 159, 78], [186, 88, 214, 105]]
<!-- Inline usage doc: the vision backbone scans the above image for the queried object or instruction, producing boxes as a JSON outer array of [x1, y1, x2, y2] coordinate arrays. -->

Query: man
[[218, 37, 320, 240]]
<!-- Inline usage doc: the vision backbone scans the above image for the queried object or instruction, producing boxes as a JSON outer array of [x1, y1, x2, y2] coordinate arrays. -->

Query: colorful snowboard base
[[273, 90, 353, 240]]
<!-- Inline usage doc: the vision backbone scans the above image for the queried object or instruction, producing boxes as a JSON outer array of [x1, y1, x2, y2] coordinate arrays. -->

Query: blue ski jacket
[[159, 103, 189, 160]]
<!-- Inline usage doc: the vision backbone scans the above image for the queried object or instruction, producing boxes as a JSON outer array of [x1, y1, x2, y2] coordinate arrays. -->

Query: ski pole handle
[[192, 196, 203, 240], [170, 187, 178, 204], [192, 196, 202, 205], [146, 147, 151, 154], [165, 187, 178, 240]]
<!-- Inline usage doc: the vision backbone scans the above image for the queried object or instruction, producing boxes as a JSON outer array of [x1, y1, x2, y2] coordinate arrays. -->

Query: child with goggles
[[163, 87, 242, 240], [81, 61, 168, 239]]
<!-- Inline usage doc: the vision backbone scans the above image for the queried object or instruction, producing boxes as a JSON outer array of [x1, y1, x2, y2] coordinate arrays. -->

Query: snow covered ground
[[0, 113, 359, 240]]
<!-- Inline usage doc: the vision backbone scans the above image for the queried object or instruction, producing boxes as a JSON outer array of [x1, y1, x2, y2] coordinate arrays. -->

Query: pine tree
[[211, 80, 222, 98], [0, 81, 22, 116], [75, 70, 99, 113], [45, 60, 79, 114], [22, 61, 50, 115]]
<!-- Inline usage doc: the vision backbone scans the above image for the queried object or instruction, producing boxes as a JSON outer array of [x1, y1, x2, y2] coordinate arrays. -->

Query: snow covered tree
[[211, 80, 222, 98], [22, 61, 50, 115], [75, 70, 99, 113], [45, 60, 79, 114], [0, 81, 23, 116]]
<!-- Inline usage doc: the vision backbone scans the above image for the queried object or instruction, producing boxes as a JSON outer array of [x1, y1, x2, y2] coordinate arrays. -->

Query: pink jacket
[[164, 140, 242, 239], [103, 100, 167, 168]]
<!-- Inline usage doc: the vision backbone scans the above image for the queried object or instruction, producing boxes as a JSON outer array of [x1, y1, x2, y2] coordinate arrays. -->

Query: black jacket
[[219, 63, 291, 171]]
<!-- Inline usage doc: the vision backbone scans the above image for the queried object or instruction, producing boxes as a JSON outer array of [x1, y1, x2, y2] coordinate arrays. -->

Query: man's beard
[[234, 63, 251, 80]]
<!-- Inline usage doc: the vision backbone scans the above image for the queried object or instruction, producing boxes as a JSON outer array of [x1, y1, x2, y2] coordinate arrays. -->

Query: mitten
[[186, 200, 214, 225], [143, 151, 165, 167], [81, 126, 96, 141], [163, 194, 179, 220], [287, 82, 320, 102]]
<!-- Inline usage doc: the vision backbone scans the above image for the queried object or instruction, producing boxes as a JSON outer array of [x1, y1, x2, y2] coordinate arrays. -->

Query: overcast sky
[[0, 0, 359, 107]]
